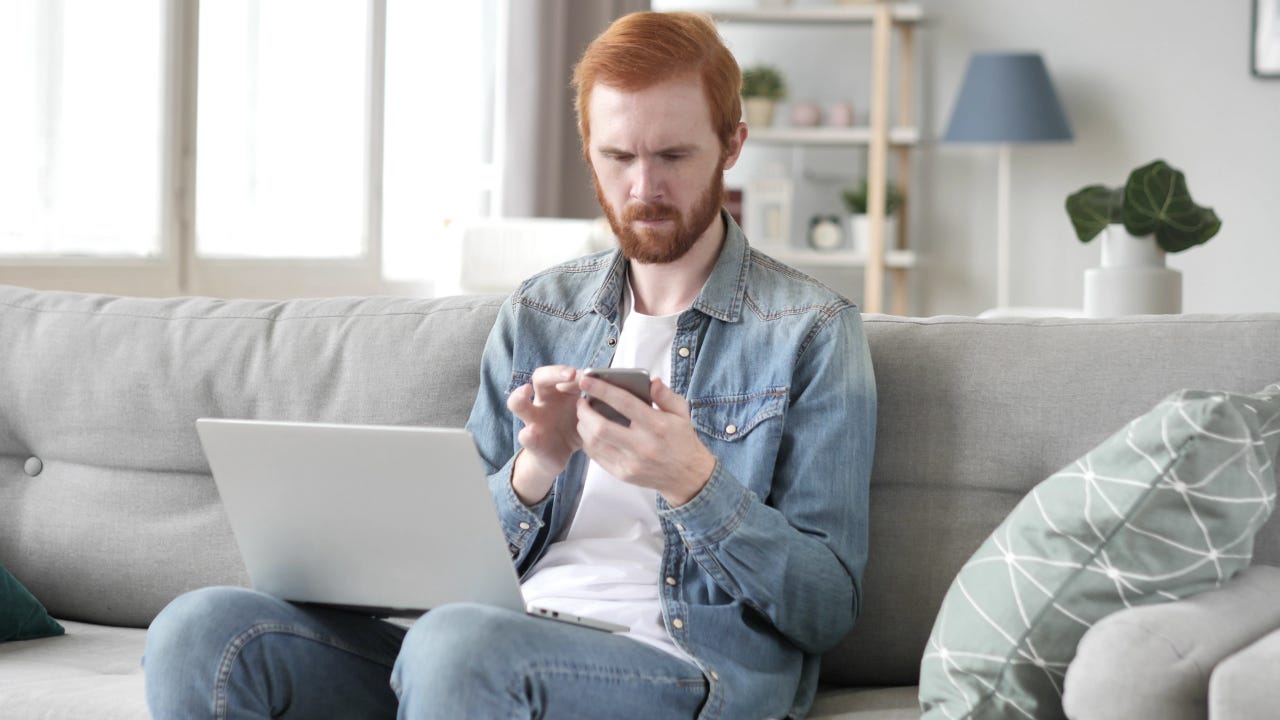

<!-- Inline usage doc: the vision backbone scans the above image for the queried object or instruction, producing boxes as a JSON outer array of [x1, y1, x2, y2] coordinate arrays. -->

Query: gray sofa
[[1, 282, 1278, 719]]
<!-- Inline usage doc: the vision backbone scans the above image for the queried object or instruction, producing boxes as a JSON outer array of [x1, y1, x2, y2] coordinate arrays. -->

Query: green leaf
[[1122, 160, 1221, 253], [1065, 185, 1123, 243]]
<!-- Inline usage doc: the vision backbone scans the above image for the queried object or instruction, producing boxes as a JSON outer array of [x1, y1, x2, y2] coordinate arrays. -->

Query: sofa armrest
[[1062, 565, 1280, 720], [1209, 624, 1280, 719]]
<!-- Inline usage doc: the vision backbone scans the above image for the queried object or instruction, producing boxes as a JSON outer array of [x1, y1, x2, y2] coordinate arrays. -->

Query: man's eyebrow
[[596, 144, 700, 155]]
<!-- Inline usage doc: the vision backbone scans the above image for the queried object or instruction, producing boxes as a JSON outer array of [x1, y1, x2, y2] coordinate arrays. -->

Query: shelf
[[762, 247, 917, 270], [748, 126, 920, 146], [705, 4, 923, 24]]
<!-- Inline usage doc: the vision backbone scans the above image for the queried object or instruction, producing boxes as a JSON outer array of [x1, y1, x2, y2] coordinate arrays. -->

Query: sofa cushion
[[1061, 565, 1280, 720], [918, 384, 1280, 720], [1, 565, 63, 642], [0, 620, 147, 720], [0, 285, 506, 628]]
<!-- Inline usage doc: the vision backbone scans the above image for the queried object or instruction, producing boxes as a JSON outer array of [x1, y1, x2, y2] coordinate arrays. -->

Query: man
[[144, 11, 874, 720]]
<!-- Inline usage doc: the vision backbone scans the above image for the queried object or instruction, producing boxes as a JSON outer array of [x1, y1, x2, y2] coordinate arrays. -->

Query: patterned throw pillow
[[1, 564, 65, 642], [918, 385, 1280, 720]]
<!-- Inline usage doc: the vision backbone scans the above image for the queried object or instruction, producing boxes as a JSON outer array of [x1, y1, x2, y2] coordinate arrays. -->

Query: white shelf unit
[[707, 2, 921, 315]]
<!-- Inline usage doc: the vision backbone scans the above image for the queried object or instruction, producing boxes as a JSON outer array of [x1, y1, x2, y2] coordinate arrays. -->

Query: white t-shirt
[[520, 282, 692, 662]]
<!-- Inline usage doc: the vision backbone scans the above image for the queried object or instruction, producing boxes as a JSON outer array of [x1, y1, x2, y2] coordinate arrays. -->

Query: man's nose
[[630, 160, 664, 203]]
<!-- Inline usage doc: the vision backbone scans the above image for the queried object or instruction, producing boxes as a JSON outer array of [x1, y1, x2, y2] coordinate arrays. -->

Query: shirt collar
[[590, 209, 749, 324]]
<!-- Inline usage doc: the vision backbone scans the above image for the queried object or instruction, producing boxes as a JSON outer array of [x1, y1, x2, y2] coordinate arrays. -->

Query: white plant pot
[[1083, 224, 1182, 317], [743, 98, 776, 128], [849, 214, 898, 254]]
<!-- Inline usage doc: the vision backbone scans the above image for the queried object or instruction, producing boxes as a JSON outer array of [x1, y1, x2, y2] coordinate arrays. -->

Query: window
[[0, 0, 497, 298], [0, 1, 164, 258]]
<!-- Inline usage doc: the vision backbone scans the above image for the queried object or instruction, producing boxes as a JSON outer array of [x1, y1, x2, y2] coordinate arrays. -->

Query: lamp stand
[[995, 143, 1012, 311]]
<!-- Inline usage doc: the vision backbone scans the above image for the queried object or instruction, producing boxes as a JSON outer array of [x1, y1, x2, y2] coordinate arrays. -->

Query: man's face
[[586, 75, 738, 264]]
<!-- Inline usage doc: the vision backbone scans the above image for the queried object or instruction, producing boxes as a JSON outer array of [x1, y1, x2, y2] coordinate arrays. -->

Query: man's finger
[[650, 378, 690, 416], [507, 382, 535, 417]]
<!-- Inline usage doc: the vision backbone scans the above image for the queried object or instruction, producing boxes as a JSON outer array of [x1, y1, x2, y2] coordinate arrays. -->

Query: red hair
[[572, 11, 741, 155]]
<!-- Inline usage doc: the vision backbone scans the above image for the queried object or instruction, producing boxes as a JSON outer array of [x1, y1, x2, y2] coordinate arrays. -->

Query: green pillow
[[919, 385, 1280, 720], [1, 564, 65, 642]]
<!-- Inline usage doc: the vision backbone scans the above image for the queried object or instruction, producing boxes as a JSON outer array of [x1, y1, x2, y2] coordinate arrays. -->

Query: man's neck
[[627, 213, 725, 317]]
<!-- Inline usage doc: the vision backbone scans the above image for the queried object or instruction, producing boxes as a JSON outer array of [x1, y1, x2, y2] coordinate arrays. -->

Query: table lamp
[[943, 52, 1073, 311]]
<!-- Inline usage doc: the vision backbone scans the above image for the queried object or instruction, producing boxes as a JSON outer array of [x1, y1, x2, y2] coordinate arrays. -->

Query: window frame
[[0, 0, 452, 299]]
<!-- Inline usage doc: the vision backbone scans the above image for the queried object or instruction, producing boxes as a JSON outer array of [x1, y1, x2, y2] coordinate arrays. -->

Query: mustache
[[622, 202, 680, 222]]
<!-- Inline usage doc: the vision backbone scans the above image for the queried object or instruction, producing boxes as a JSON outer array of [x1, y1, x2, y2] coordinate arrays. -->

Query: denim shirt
[[464, 212, 876, 720]]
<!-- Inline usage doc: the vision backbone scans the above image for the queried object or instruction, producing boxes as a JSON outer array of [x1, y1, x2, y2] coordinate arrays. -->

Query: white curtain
[[496, 0, 648, 219]]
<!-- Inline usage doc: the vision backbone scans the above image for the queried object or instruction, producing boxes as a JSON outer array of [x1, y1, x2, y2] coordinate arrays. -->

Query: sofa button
[[24, 457, 43, 477]]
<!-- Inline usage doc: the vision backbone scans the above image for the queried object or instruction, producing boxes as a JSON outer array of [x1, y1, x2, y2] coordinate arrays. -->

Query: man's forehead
[[587, 76, 717, 147]]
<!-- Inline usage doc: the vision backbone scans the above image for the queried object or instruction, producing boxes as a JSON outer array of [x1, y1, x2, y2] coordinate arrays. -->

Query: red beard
[[594, 161, 726, 265]]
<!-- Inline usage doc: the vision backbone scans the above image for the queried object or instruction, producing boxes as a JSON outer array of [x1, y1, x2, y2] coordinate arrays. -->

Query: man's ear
[[723, 122, 748, 171]]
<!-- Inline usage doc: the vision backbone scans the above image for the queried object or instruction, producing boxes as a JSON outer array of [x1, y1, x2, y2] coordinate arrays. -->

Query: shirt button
[[665, 576, 677, 586], [672, 618, 684, 629], [607, 337, 617, 347], [675, 523, 685, 532], [518, 521, 531, 530], [678, 346, 691, 358], [710, 670, 720, 681], [725, 424, 738, 435]]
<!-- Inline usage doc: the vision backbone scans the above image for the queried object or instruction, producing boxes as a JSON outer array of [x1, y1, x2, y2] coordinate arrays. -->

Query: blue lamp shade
[[943, 52, 1072, 143]]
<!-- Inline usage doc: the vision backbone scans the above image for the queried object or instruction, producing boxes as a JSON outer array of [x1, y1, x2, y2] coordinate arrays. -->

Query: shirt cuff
[[658, 460, 755, 548], [488, 451, 550, 554]]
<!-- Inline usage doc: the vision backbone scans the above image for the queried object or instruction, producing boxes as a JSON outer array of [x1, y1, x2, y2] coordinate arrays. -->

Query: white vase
[[743, 98, 776, 128], [849, 214, 898, 254], [1083, 224, 1182, 317]]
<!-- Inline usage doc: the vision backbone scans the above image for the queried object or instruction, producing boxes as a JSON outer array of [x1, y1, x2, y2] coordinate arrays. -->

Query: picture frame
[[1253, 0, 1280, 78], [743, 176, 793, 251]]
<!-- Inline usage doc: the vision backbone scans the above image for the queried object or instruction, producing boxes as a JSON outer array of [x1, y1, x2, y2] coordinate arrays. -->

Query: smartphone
[[583, 368, 651, 427]]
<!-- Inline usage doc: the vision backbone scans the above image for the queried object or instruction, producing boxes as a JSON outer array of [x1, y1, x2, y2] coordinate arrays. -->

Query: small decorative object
[[1066, 159, 1221, 317], [827, 101, 855, 127], [808, 215, 844, 251], [744, 175, 793, 251], [789, 101, 822, 127], [725, 188, 744, 227], [1253, 0, 1280, 78], [741, 65, 786, 128], [841, 178, 903, 254]]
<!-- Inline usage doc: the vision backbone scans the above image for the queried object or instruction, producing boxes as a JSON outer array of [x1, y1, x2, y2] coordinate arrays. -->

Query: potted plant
[[741, 65, 786, 128], [842, 178, 903, 253], [1065, 159, 1221, 316]]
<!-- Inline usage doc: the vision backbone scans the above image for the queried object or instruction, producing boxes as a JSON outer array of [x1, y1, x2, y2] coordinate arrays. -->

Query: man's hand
[[577, 374, 716, 507], [508, 365, 582, 505]]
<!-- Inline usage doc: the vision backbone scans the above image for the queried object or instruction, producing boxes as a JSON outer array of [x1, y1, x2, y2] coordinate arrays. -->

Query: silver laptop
[[195, 418, 623, 632]]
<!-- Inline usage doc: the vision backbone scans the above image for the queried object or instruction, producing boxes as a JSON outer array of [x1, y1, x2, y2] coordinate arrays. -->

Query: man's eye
[[660, 153, 684, 162]]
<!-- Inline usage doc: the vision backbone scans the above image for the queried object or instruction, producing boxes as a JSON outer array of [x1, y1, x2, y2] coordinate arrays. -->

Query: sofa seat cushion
[[0, 620, 147, 719], [918, 385, 1280, 719], [809, 686, 920, 719]]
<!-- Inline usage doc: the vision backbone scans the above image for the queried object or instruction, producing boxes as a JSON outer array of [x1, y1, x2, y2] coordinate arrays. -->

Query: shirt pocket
[[689, 387, 788, 442]]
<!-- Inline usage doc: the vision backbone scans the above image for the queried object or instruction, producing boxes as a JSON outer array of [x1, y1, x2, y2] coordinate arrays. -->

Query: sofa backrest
[[0, 286, 503, 628], [2, 284, 1278, 689]]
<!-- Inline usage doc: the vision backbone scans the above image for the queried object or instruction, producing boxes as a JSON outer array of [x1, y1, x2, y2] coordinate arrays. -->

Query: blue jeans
[[144, 587, 708, 719]]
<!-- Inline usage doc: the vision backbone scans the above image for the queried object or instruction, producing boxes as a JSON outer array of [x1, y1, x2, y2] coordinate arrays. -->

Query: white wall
[[656, 0, 1280, 315]]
